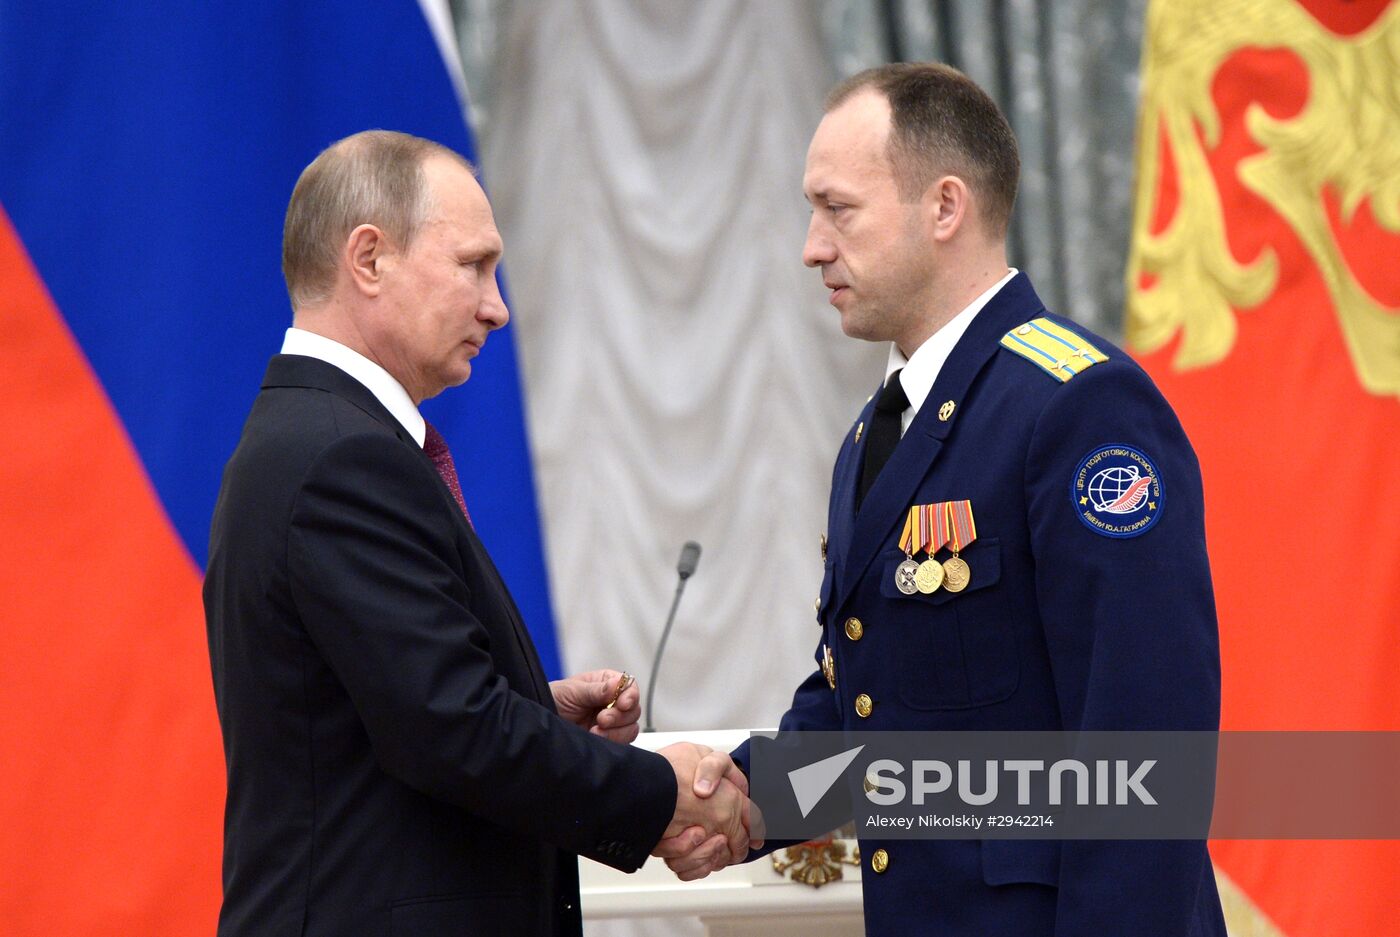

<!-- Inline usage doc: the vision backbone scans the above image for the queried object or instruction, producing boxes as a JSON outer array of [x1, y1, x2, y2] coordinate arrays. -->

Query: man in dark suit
[[659, 65, 1226, 936], [204, 130, 750, 937]]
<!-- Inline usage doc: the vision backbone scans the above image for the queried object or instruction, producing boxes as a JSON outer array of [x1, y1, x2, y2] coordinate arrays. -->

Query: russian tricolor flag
[[0, 4, 558, 932]]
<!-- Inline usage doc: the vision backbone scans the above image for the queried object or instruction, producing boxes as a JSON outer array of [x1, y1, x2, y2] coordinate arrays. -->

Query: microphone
[[644, 541, 702, 732], [677, 541, 701, 580]]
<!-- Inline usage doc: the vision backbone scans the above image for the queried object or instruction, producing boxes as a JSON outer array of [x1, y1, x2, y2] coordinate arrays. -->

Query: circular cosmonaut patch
[[1070, 444, 1163, 538]]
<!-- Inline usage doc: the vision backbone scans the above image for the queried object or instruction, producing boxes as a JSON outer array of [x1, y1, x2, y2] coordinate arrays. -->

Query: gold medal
[[916, 502, 953, 593], [942, 556, 970, 592], [914, 558, 944, 594], [942, 501, 977, 593]]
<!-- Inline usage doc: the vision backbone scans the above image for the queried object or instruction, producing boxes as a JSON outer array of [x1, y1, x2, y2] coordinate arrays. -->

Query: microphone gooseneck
[[644, 541, 702, 732]]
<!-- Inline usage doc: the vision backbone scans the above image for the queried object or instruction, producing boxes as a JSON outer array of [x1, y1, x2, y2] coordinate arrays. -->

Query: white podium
[[580, 731, 866, 937]]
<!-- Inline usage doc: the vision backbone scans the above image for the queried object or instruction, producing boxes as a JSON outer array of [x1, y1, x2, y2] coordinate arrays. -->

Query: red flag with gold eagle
[[1127, 1, 1400, 934]]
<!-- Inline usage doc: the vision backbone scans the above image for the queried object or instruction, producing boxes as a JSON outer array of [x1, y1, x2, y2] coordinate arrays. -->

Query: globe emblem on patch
[[1072, 444, 1163, 538], [1088, 465, 1154, 514]]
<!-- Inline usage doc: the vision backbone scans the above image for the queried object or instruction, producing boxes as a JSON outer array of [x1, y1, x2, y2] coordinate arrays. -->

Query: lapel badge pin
[[938, 400, 956, 421]]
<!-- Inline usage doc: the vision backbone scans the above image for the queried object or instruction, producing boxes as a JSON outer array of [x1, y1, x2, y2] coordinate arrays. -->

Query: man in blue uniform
[[659, 64, 1227, 935]]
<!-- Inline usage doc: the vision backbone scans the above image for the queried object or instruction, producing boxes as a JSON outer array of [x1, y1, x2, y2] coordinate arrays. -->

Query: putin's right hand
[[655, 742, 753, 868]]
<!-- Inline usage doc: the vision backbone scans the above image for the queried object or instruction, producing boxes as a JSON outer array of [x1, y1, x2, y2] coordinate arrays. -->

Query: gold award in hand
[[604, 672, 634, 709]]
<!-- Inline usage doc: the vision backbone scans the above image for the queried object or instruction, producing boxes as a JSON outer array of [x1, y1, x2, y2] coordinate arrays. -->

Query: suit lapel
[[265, 354, 556, 704], [832, 274, 1047, 613], [832, 397, 876, 533]]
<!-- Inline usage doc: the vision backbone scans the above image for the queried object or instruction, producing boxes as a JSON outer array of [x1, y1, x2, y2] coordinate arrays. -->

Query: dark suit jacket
[[736, 274, 1227, 936], [204, 355, 675, 937]]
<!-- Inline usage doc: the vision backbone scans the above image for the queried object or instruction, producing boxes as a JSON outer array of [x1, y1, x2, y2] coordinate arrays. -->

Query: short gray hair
[[281, 130, 474, 308]]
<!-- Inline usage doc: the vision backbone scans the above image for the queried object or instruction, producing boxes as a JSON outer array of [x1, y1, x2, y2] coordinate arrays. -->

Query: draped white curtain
[[466, 10, 885, 927]]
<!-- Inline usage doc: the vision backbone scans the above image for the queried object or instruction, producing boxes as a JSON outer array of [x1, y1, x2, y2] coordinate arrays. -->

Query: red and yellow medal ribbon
[[946, 500, 977, 553], [926, 502, 952, 555], [899, 507, 919, 556], [902, 503, 948, 556], [904, 502, 973, 555]]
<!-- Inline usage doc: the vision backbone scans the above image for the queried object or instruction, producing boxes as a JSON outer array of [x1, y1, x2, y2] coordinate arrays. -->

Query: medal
[[895, 559, 920, 595], [914, 560, 943, 593], [943, 556, 970, 592], [942, 500, 978, 593], [895, 508, 922, 595], [915, 502, 950, 593]]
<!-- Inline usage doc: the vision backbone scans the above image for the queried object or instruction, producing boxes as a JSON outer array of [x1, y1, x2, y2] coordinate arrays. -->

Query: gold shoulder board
[[999, 318, 1109, 383]]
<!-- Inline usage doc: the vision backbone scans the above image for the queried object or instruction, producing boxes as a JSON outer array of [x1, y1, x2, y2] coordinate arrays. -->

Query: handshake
[[652, 741, 765, 880], [550, 670, 763, 880]]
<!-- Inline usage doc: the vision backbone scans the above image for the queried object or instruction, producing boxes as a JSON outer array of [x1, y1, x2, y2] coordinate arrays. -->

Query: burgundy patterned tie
[[423, 422, 473, 529]]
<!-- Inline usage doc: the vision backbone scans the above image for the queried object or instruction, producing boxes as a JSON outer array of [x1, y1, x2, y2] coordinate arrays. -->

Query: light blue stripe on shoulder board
[[998, 317, 1108, 383]]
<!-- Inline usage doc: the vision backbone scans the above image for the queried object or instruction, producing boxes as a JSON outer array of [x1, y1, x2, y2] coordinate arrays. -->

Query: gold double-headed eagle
[[1126, 0, 1400, 398]]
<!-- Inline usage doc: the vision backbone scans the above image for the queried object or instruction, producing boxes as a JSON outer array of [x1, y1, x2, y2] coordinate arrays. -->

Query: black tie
[[858, 369, 909, 510]]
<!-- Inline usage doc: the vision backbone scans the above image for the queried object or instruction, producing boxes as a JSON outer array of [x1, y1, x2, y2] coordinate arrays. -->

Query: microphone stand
[[644, 549, 697, 732]]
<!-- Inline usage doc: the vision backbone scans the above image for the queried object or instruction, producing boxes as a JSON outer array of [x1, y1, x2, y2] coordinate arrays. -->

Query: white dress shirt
[[280, 328, 426, 447], [886, 268, 1018, 436]]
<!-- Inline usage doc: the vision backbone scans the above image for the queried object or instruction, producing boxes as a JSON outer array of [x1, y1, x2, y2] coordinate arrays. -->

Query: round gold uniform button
[[814, 597, 821, 612], [871, 848, 889, 873], [844, 616, 864, 641], [855, 693, 873, 718]]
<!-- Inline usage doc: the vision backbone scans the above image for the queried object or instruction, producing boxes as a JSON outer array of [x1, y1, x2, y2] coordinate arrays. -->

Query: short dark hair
[[282, 130, 475, 309], [827, 63, 1020, 236]]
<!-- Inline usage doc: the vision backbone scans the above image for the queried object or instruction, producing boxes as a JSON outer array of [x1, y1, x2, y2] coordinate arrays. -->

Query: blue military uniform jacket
[[738, 274, 1227, 937]]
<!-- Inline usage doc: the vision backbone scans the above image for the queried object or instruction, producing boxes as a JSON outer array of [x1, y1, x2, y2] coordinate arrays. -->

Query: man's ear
[[923, 175, 971, 244], [345, 224, 388, 297]]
